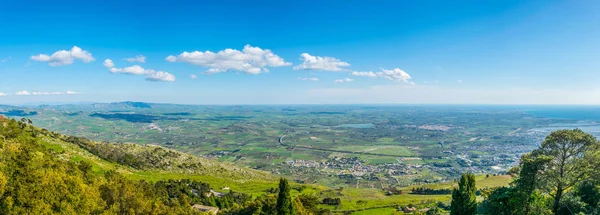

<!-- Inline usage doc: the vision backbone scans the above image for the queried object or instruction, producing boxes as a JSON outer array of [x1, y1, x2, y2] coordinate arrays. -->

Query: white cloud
[[457, 80, 463, 83], [334, 78, 354, 83], [103, 59, 115, 68], [146, 71, 176, 82], [32, 92, 64, 95], [109, 65, 175, 82], [350, 71, 377, 77], [351, 68, 413, 83], [109, 65, 148, 75], [14, 90, 77, 96], [125, 55, 146, 63], [0, 56, 11, 63], [293, 53, 350, 71], [166, 55, 177, 62], [376, 68, 412, 83], [190, 74, 198, 79], [166, 45, 290, 74], [30, 46, 94, 66], [298, 77, 319, 81], [0, 92, 6, 96], [15, 91, 31, 96]]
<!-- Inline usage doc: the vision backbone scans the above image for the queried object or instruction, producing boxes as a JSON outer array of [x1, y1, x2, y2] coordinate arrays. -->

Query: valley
[[2, 103, 586, 188], [3, 103, 600, 214]]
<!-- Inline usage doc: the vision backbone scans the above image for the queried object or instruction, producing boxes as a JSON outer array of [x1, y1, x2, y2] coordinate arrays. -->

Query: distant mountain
[[107, 101, 153, 108]]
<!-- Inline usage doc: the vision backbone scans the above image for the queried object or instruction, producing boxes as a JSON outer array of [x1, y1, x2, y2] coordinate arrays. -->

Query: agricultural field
[[0, 103, 593, 191]]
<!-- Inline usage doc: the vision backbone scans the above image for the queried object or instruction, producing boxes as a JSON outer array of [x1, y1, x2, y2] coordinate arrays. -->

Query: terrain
[[0, 108, 516, 214], [2, 103, 595, 189]]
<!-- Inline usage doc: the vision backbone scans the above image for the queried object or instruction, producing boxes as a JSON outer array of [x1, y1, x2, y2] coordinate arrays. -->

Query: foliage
[[426, 206, 444, 215], [536, 129, 598, 213], [63, 135, 273, 181], [277, 178, 294, 215], [411, 187, 452, 195], [450, 173, 477, 215], [479, 129, 600, 215], [321, 197, 341, 206], [0, 118, 201, 214]]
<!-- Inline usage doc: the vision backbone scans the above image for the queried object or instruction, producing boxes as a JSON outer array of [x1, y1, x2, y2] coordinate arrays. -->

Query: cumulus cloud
[[14, 90, 77, 96], [377, 68, 412, 83], [293, 53, 350, 71], [166, 45, 290, 74], [109, 65, 148, 75], [146, 71, 176, 82], [350, 71, 377, 77], [109, 65, 175, 82], [190, 74, 198, 79], [103, 59, 115, 68], [298, 77, 319, 81], [334, 78, 354, 83], [30, 46, 94, 66], [457, 80, 462, 83], [0, 92, 6, 96], [351, 68, 413, 83], [125, 55, 146, 63]]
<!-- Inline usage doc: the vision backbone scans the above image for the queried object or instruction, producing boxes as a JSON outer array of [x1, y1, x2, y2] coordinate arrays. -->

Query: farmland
[[1, 103, 585, 190]]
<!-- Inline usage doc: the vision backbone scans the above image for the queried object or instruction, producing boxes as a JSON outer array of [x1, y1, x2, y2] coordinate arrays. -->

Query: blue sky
[[1, 0, 599, 105]]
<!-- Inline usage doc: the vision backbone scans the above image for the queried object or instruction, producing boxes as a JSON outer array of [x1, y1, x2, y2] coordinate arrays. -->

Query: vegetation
[[450, 173, 477, 215], [474, 129, 600, 215], [0, 116, 203, 214], [411, 187, 452, 195], [276, 178, 293, 215], [0, 113, 525, 214], [22, 103, 560, 188], [0, 116, 334, 214]]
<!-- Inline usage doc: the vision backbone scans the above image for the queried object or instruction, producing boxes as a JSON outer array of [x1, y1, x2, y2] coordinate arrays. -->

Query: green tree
[[479, 186, 517, 215], [451, 173, 477, 215], [276, 178, 293, 215], [513, 152, 552, 215], [426, 206, 443, 215], [535, 129, 598, 213]]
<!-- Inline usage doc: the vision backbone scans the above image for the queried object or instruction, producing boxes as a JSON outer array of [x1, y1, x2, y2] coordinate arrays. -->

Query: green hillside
[[0, 116, 513, 214]]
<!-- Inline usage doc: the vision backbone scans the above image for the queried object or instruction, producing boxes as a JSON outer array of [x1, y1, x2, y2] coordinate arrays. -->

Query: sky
[[1, 0, 600, 105]]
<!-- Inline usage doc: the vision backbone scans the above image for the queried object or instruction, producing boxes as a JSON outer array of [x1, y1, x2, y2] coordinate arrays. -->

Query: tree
[[450, 173, 477, 215], [479, 187, 517, 215], [535, 129, 598, 213], [276, 178, 293, 215], [426, 206, 444, 215], [513, 151, 552, 215]]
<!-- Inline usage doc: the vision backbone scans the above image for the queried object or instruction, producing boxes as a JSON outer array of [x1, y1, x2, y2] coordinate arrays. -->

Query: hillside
[[62, 135, 274, 181], [0, 116, 206, 214], [0, 116, 513, 214], [9, 116, 279, 196]]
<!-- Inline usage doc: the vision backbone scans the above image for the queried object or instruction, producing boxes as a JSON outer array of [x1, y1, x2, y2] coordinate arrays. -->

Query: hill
[[0, 116, 292, 214], [0, 116, 205, 214], [0, 115, 512, 214], [12, 115, 279, 196]]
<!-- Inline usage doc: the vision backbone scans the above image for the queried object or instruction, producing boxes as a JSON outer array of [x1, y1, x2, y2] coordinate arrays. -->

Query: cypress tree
[[276, 178, 294, 215], [450, 173, 477, 215]]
